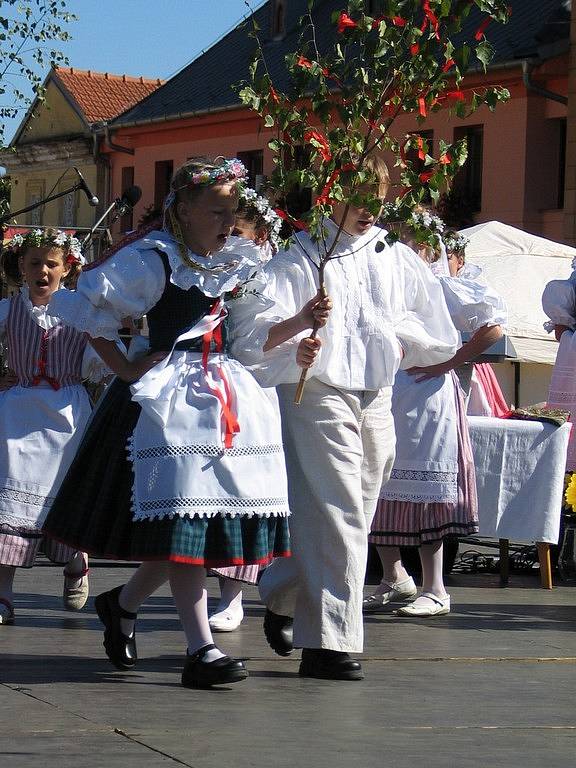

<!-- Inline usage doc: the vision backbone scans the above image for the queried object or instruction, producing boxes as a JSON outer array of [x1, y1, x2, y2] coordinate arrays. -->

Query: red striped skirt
[[369, 377, 478, 546]]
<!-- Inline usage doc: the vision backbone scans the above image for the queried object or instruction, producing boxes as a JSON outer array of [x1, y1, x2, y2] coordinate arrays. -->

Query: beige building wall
[[17, 81, 86, 143]]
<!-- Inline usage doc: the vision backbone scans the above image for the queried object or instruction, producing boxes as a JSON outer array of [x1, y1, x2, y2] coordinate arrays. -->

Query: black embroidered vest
[[147, 250, 228, 353]]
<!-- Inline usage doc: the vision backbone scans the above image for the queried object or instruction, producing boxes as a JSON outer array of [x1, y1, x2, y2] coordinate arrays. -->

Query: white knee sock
[[419, 541, 447, 597], [217, 578, 243, 612], [118, 561, 169, 636], [169, 562, 225, 662]]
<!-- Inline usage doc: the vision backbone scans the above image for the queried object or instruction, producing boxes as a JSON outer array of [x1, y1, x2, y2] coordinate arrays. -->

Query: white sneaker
[[209, 604, 244, 632], [362, 577, 418, 613], [396, 592, 450, 617]]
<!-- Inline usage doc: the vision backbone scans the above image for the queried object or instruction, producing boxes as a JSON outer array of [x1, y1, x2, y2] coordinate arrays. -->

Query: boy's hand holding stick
[[294, 286, 331, 404]]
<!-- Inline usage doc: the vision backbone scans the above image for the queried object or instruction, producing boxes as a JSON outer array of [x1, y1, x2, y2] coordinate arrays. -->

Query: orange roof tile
[[54, 66, 163, 124]]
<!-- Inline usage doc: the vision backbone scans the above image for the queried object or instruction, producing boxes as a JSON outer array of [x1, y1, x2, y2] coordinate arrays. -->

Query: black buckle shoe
[[299, 648, 364, 681], [263, 609, 294, 656], [181, 644, 248, 688], [94, 585, 137, 670]]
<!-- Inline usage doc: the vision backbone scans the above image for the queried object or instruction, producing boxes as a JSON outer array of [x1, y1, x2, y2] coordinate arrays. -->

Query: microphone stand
[[81, 199, 121, 250], [0, 182, 92, 227]]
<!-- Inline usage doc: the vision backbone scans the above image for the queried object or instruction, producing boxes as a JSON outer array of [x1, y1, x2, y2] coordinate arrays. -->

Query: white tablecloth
[[468, 416, 571, 544]]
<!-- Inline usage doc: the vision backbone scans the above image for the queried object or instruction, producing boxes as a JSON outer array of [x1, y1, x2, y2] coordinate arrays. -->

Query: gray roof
[[111, 0, 570, 128]]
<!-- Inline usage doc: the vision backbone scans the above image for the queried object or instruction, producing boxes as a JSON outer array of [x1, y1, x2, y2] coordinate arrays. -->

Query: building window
[[154, 160, 173, 213], [25, 180, 45, 226], [453, 125, 483, 212], [60, 187, 77, 228], [271, 0, 286, 39], [237, 150, 264, 189], [120, 166, 134, 232]]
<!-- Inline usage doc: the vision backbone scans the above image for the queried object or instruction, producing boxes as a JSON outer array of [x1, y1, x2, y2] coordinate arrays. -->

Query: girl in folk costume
[[0, 229, 94, 625], [542, 263, 576, 471], [41, 157, 318, 689], [365, 210, 506, 618], [209, 188, 283, 633], [442, 230, 509, 418]]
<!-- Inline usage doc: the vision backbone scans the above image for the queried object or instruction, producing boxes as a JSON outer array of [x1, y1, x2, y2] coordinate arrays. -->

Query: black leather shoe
[[263, 608, 293, 656], [181, 644, 248, 688], [94, 585, 137, 670], [299, 648, 364, 680]]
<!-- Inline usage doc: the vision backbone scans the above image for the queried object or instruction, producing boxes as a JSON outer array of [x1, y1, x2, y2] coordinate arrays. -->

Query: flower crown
[[443, 231, 469, 254], [381, 203, 445, 247], [173, 158, 247, 193], [163, 158, 248, 216], [239, 187, 283, 251], [6, 229, 85, 266]]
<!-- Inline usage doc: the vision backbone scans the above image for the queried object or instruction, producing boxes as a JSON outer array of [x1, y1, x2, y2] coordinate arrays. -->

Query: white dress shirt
[[230, 219, 459, 390]]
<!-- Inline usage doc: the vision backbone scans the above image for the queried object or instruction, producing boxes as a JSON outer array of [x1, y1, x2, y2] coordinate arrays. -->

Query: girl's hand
[[406, 361, 453, 383], [297, 291, 333, 330], [118, 351, 168, 383], [554, 324, 570, 342], [296, 337, 322, 369]]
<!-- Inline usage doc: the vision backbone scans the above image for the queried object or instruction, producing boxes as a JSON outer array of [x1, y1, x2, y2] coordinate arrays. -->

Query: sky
[[2, 0, 267, 143]]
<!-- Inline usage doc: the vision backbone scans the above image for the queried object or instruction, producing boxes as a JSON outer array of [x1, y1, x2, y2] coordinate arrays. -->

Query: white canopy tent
[[460, 221, 576, 405]]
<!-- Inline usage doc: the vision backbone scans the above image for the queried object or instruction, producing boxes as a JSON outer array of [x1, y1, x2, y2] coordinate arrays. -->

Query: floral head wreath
[[239, 187, 283, 252], [381, 203, 445, 248], [6, 229, 85, 266], [442, 231, 469, 254], [163, 157, 248, 214]]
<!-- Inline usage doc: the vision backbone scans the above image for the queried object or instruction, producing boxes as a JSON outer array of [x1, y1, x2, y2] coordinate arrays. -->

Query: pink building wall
[[104, 60, 570, 244]]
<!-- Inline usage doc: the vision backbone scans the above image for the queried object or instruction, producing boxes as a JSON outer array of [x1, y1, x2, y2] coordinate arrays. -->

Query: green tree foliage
[[0, 0, 75, 147], [239, 0, 510, 254]]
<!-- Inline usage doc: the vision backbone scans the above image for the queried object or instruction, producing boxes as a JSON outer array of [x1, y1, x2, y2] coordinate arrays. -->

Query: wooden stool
[[498, 539, 553, 589]]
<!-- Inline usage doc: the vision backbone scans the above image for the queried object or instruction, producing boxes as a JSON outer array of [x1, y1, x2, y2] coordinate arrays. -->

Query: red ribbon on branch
[[316, 169, 341, 207], [275, 209, 308, 231], [304, 129, 333, 163], [337, 12, 357, 33], [475, 16, 491, 40], [422, 0, 440, 40], [296, 55, 341, 86]]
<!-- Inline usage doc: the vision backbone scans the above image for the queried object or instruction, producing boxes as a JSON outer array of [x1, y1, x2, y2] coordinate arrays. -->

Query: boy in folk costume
[[232, 155, 459, 680]]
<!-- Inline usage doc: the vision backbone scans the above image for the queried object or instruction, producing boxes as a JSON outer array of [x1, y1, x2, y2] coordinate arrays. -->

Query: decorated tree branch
[[239, 0, 511, 401]]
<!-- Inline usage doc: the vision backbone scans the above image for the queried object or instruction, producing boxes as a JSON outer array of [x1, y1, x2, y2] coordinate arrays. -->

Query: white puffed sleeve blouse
[[438, 263, 507, 333]]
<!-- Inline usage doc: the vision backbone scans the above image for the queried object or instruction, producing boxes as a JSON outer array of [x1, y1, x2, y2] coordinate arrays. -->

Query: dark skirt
[[42, 378, 290, 567]]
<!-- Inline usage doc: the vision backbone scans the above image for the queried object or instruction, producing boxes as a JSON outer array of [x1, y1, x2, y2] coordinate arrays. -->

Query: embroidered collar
[[19, 285, 62, 330], [138, 230, 265, 298], [298, 217, 385, 264]]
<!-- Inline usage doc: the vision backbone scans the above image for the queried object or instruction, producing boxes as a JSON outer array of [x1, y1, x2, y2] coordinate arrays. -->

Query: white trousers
[[259, 379, 396, 653]]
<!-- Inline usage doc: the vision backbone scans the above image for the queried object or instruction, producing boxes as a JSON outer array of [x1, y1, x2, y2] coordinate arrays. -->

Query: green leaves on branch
[[237, 0, 510, 250], [0, 0, 75, 148]]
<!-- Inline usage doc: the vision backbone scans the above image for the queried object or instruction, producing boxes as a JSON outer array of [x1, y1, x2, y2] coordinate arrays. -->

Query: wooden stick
[[294, 283, 327, 405]]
